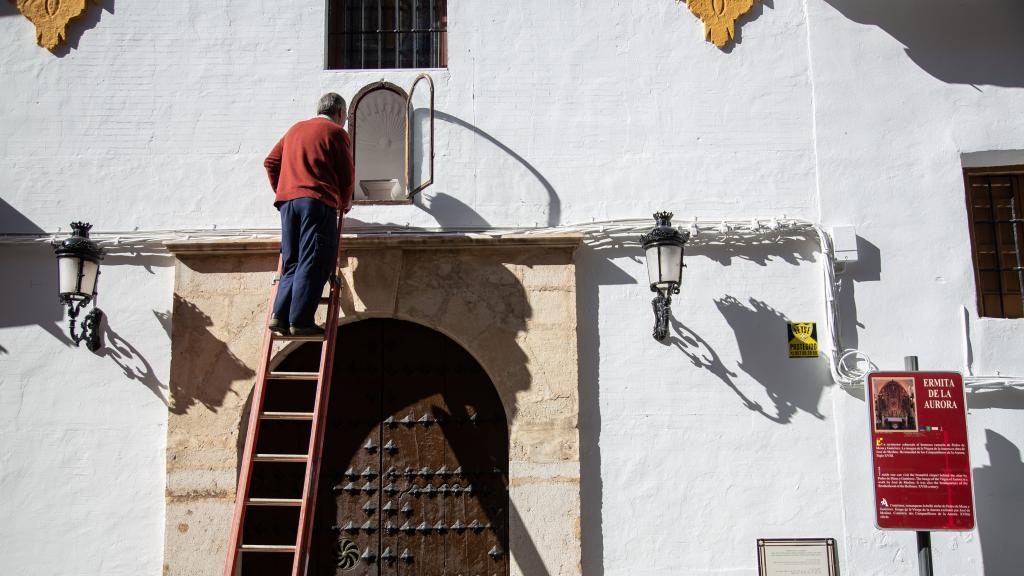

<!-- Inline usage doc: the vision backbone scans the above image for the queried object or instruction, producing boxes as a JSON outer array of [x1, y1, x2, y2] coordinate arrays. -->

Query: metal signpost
[[867, 357, 975, 576]]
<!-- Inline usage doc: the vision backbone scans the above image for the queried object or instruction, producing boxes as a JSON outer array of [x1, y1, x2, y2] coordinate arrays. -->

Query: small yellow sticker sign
[[788, 322, 819, 358]]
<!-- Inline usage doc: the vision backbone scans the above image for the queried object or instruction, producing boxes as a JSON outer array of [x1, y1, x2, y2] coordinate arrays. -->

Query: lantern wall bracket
[[65, 299, 103, 352], [651, 291, 673, 342]]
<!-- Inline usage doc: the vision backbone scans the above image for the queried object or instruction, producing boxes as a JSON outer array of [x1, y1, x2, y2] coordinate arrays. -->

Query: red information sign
[[867, 371, 975, 531]]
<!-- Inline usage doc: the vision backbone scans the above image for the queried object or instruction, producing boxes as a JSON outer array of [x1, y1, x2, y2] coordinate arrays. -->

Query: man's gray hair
[[317, 93, 347, 118]]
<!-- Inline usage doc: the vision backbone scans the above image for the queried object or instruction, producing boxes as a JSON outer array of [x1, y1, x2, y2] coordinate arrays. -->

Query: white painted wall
[[0, 245, 172, 576], [806, 2, 1024, 574], [1, 0, 1022, 574]]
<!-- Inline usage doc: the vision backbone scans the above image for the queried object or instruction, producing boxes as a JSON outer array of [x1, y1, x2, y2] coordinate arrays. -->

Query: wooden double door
[[278, 319, 509, 576]]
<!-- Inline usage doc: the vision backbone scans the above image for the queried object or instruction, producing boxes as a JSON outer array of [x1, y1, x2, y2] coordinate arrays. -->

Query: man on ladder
[[263, 93, 354, 336]]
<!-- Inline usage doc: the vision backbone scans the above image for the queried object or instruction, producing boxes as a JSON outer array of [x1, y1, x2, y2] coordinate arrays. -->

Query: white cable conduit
[[2, 217, 1021, 390]]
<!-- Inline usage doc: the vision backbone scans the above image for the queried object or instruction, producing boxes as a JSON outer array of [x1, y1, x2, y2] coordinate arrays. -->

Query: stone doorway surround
[[163, 233, 583, 576]]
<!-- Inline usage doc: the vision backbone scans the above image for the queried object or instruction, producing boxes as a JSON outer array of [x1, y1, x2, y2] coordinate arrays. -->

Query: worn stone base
[[164, 233, 583, 576]]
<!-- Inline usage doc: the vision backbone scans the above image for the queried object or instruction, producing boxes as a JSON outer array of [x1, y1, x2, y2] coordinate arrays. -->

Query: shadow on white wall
[[973, 429, 1024, 576], [822, 0, 1024, 88], [48, 0, 116, 57], [713, 295, 831, 424], [434, 110, 561, 228]]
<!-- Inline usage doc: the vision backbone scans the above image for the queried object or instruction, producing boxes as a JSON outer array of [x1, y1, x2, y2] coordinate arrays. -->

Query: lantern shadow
[[665, 316, 827, 424], [973, 429, 1024, 575], [712, 295, 831, 424], [96, 320, 168, 405], [665, 317, 749, 405]]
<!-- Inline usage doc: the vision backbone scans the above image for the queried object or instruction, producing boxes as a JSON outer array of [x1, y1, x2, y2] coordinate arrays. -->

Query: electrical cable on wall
[[2, 217, 1020, 390]]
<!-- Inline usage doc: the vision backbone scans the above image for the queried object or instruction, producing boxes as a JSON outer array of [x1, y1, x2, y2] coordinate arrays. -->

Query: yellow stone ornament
[[14, 0, 94, 50], [684, 0, 756, 48]]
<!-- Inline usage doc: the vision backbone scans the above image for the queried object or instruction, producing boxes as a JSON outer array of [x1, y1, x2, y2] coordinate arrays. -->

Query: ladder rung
[[260, 411, 315, 421], [239, 544, 296, 553], [267, 371, 320, 381], [254, 453, 309, 463], [272, 334, 326, 342], [246, 498, 303, 507]]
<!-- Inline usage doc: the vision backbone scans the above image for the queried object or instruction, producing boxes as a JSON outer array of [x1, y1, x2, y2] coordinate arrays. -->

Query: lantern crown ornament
[[53, 222, 104, 351], [640, 212, 690, 341]]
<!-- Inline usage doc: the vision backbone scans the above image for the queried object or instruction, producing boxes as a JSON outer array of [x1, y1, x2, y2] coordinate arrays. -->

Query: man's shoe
[[289, 325, 325, 337], [268, 316, 289, 335]]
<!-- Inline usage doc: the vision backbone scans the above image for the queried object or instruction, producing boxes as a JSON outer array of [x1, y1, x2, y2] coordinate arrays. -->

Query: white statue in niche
[[354, 88, 407, 202]]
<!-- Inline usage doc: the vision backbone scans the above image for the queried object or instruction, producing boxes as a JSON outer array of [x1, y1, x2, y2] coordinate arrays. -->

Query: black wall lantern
[[640, 212, 689, 341], [54, 222, 104, 351]]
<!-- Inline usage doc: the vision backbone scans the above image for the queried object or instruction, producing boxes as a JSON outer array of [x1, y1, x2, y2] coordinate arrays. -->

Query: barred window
[[327, 0, 448, 70], [965, 167, 1024, 318]]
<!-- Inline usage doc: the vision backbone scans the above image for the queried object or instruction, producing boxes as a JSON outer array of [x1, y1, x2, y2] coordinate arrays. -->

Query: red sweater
[[264, 117, 354, 211]]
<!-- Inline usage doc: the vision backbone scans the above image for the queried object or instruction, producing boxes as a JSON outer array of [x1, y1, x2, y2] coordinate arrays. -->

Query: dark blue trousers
[[273, 197, 338, 328]]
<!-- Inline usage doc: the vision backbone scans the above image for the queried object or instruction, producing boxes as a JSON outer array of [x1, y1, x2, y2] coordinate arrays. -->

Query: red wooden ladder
[[224, 224, 344, 576]]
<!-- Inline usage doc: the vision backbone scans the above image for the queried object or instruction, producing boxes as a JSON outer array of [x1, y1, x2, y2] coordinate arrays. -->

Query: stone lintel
[[165, 232, 583, 255]]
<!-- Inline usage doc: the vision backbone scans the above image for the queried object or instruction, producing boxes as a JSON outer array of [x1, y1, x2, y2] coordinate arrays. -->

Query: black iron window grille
[[965, 168, 1024, 318], [327, 0, 448, 70]]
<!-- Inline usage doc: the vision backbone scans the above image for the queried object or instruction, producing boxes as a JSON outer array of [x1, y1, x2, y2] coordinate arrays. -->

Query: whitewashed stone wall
[[1, 1, 1022, 575]]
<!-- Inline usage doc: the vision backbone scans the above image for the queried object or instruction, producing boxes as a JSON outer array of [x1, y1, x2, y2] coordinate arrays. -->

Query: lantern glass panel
[[647, 244, 682, 289], [80, 259, 99, 296], [58, 257, 98, 300], [645, 245, 661, 287], [660, 244, 682, 285], [58, 256, 81, 296]]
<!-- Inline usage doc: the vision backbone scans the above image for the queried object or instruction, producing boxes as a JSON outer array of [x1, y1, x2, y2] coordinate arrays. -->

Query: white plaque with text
[[757, 539, 838, 576]]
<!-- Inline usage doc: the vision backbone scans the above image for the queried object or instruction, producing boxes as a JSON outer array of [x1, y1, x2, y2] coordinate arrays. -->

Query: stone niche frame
[[163, 233, 583, 576]]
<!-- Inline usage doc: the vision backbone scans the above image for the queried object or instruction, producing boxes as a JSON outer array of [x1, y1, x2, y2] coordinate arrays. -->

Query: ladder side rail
[[293, 217, 347, 575], [224, 258, 284, 576]]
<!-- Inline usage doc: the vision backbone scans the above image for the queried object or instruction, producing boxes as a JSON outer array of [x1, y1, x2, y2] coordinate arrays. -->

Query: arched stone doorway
[[273, 318, 509, 575], [164, 234, 581, 576]]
